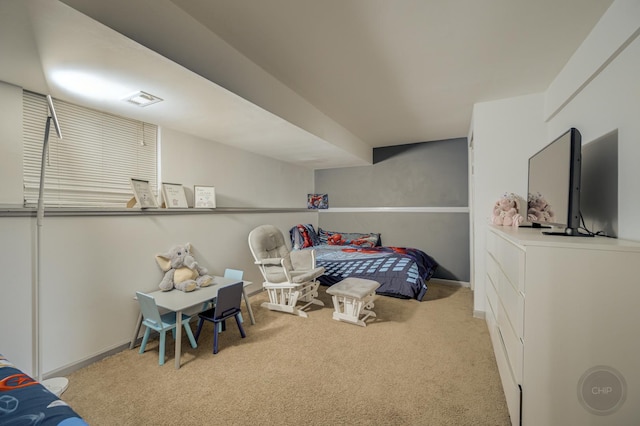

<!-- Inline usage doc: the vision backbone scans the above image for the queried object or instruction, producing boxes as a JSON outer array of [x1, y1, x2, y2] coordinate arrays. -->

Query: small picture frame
[[307, 193, 328, 209], [161, 182, 188, 208], [129, 178, 158, 208], [194, 185, 216, 208]]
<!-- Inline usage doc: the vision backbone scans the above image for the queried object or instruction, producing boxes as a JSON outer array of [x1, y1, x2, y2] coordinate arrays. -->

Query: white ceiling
[[2, 0, 614, 169], [168, 0, 614, 146]]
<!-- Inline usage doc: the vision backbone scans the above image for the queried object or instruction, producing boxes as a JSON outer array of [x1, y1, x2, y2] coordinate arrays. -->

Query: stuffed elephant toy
[[155, 243, 213, 292]]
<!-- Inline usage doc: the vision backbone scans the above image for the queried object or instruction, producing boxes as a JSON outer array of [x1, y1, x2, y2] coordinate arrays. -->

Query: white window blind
[[23, 91, 157, 207]]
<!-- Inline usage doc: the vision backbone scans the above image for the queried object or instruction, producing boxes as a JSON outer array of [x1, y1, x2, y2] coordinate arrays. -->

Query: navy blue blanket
[[310, 245, 438, 301], [0, 355, 87, 425]]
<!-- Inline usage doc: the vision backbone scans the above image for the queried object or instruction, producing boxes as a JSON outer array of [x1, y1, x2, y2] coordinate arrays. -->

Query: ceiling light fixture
[[124, 91, 163, 107]]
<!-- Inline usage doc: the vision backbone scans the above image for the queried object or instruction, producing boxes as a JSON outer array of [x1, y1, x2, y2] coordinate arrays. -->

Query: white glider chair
[[248, 224, 325, 318]]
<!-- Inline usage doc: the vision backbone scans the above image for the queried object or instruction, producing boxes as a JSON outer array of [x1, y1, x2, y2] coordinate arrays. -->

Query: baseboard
[[473, 310, 486, 319], [246, 285, 264, 297], [429, 278, 470, 288], [428, 278, 481, 317], [42, 290, 264, 379], [43, 342, 130, 380]]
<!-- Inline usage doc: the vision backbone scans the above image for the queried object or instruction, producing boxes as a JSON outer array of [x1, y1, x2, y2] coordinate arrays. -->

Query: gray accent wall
[[316, 138, 468, 207], [581, 130, 618, 237], [315, 138, 470, 282]]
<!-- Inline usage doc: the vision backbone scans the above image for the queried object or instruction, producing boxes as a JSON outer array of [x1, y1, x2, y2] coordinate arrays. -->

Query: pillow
[[317, 228, 381, 248], [289, 224, 320, 249]]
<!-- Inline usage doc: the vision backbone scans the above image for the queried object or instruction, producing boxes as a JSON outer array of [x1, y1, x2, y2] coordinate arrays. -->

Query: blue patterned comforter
[[0, 355, 87, 425], [308, 245, 438, 301]]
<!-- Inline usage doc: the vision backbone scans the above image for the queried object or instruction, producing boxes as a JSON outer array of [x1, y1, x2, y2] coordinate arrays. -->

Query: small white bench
[[326, 278, 380, 327]]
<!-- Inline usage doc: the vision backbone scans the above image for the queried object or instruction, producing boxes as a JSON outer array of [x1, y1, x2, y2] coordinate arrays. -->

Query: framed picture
[[161, 182, 188, 208], [129, 178, 158, 208], [307, 193, 328, 209], [194, 185, 216, 208]]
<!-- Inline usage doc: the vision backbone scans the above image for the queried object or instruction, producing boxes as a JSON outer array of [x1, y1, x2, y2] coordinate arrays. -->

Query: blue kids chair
[[136, 291, 198, 365], [194, 281, 246, 354]]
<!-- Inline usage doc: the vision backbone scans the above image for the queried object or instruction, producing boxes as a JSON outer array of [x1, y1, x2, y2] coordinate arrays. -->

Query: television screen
[[527, 128, 582, 235]]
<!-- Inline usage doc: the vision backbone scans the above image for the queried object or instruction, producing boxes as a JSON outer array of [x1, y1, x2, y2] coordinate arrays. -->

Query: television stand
[[542, 228, 594, 237], [531, 223, 548, 229]]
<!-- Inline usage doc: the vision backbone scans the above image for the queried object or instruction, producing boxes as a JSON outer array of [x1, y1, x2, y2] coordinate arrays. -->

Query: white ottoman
[[326, 278, 380, 327]]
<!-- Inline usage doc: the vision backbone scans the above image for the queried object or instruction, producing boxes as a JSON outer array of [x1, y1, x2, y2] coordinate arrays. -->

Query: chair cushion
[[250, 224, 325, 284], [289, 266, 325, 284], [289, 249, 314, 270], [249, 225, 290, 259], [264, 264, 288, 282], [326, 278, 380, 299]]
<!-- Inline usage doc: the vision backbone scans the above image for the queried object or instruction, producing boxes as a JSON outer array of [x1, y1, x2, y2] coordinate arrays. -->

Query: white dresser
[[485, 226, 640, 425]]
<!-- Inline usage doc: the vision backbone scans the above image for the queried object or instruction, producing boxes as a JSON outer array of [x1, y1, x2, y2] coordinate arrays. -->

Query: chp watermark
[[577, 365, 626, 416]]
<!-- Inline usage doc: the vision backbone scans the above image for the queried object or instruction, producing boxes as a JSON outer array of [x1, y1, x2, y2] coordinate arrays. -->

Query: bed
[[0, 354, 88, 425], [290, 224, 438, 301]]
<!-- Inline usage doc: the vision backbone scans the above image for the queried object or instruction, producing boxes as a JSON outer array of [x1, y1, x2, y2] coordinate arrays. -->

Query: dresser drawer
[[485, 288, 498, 343], [495, 327, 522, 426], [497, 298, 524, 383], [496, 266, 524, 339], [493, 231, 525, 293], [486, 251, 499, 286], [486, 228, 498, 257], [485, 271, 498, 324]]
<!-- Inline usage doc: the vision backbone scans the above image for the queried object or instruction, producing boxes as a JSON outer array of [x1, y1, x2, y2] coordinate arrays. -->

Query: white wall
[[0, 83, 318, 376], [0, 218, 34, 371], [0, 82, 24, 203], [36, 211, 315, 375], [544, 0, 640, 242], [471, 0, 640, 313], [470, 94, 546, 313], [161, 128, 313, 208]]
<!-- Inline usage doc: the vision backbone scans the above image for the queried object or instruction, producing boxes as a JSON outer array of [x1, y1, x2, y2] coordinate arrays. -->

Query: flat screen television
[[527, 128, 586, 236]]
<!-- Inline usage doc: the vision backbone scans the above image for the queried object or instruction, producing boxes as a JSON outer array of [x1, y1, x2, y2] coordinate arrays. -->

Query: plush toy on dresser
[[491, 192, 524, 227], [527, 192, 555, 223], [155, 243, 213, 292]]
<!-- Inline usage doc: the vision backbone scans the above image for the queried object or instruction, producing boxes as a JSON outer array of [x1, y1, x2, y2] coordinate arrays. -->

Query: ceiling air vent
[[123, 91, 163, 107]]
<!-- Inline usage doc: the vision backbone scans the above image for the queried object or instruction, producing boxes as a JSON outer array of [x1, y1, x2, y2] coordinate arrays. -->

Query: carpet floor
[[61, 282, 510, 425]]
